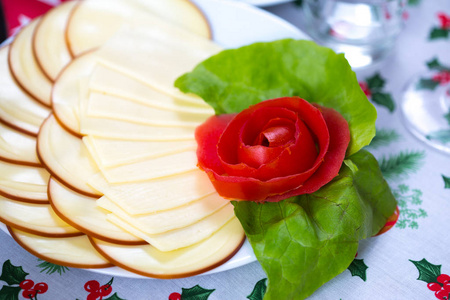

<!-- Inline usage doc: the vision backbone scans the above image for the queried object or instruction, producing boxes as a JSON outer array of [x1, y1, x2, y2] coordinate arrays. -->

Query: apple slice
[[90, 217, 245, 279], [8, 19, 53, 107], [88, 170, 216, 214], [66, 0, 211, 57], [37, 115, 100, 197], [82, 135, 197, 168], [33, 1, 77, 81], [105, 204, 235, 251], [0, 122, 40, 166], [0, 194, 80, 237], [0, 160, 49, 203], [0, 46, 51, 136], [8, 227, 112, 268], [48, 178, 145, 245], [97, 192, 229, 235], [88, 64, 214, 115]]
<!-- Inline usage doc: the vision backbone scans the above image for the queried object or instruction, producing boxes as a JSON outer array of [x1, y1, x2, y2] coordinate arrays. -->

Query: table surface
[[0, 0, 449, 299]]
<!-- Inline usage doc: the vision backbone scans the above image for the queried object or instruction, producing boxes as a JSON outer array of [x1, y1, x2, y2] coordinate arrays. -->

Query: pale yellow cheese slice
[[33, 1, 76, 81], [86, 91, 210, 127], [0, 194, 79, 236], [0, 160, 49, 202], [0, 46, 50, 135], [9, 227, 112, 268], [82, 135, 197, 168], [88, 64, 214, 114], [97, 192, 229, 235], [37, 115, 100, 196], [8, 19, 52, 106], [66, 0, 211, 57], [48, 178, 143, 244], [106, 204, 236, 251], [88, 169, 216, 214], [0, 122, 40, 166], [91, 217, 244, 278]]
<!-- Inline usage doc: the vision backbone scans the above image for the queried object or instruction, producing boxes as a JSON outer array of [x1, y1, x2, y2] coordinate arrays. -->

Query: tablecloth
[[0, 0, 449, 299]]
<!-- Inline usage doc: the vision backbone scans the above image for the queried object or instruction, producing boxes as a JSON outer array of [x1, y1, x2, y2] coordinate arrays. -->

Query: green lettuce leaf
[[232, 149, 396, 300], [175, 39, 376, 155]]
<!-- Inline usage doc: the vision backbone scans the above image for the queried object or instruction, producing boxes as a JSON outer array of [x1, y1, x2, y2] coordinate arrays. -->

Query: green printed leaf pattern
[[366, 128, 400, 149], [364, 73, 395, 112], [416, 78, 440, 90], [378, 151, 425, 180], [426, 129, 450, 144], [410, 259, 442, 284], [181, 285, 215, 300], [394, 184, 426, 230], [36, 259, 69, 275], [104, 293, 126, 300], [366, 73, 385, 90], [0, 285, 21, 300], [347, 259, 368, 281], [429, 28, 450, 40], [247, 278, 267, 300], [442, 175, 450, 189], [0, 260, 28, 286], [426, 58, 450, 72]]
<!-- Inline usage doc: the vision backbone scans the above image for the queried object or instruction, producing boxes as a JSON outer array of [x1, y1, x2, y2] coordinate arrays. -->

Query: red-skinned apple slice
[[37, 115, 100, 197], [48, 178, 145, 245], [66, 0, 211, 57], [8, 227, 112, 269], [8, 19, 53, 107], [0, 46, 51, 136], [89, 217, 245, 279], [0, 194, 81, 237], [0, 122, 40, 167], [33, 1, 77, 81], [0, 160, 49, 203]]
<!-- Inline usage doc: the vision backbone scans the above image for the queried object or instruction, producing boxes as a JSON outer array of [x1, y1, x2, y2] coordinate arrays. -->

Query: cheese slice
[[97, 192, 229, 235], [86, 91, 210, 127], [88, 65, 214, 115], [0, 122, 40, 166], [82, 135, 197, 168], [0, 194, 80, 237], [9, 227, 112, 268], [66, 0, 211, 56], [106, 204, 236, 251], [88, 169, 216, 214], [37, 115, 100, 197], [0, 46, 50, 136], [0, 160, 49, 202], [91, 217, 244, 279], [33, 1, 76, 81], [48, 178, 144, 245], [8, 19, 52, 106]]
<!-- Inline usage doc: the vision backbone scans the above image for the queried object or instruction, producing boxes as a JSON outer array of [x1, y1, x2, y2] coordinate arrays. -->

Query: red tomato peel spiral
[[195, 97, 350, 202]]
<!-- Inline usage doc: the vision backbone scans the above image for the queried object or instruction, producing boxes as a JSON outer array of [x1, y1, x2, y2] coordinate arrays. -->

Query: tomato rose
[[195, 97, 350, 202]]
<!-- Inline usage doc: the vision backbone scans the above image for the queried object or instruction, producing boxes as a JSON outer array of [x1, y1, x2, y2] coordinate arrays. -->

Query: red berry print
[[438, 274, 450, 284], [437, 12, 450, 30], [85, 280, 101, 292], [19, 280, 48, 299], [432, 71, 450, 85], [34, 282, 48, 294], [169, 292, 182, 300], [84, 278, 114, 300], [359, 82, 371, 97], [435, 289, 448, 300], [429, 282, 442, 292], [19, 279, 34, 290]]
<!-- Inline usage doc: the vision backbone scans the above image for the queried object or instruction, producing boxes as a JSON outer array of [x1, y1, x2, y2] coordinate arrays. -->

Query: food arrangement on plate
[[0, 0, 397, 299]]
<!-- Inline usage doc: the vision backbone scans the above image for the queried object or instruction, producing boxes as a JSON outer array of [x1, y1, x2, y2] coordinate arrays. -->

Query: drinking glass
[[301, 0, 407, 69]]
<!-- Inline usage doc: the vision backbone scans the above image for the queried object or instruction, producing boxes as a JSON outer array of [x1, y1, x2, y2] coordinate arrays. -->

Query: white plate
[[238, 0, 293, 7], [0, 0, 309, 279]]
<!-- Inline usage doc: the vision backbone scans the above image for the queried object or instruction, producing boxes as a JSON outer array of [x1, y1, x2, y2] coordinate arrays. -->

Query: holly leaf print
[[0, 285, 21, 300], [416, 78, 440, 90], [366, 128, 400, 149], [366, 73, 385, 90], [347, 259, 368, 281], [371, 92, 395, 112], [104, 293, 126, 300], [429, 27, 449, 40], [408, 0, 421, 5], [0, 260, 28, 286], [247, 279, 267, 300], [442, 175, 450, 189], [36, 259, 69, 275], [181, 285, 215, 300], [410, 259, 441, 284], [426, 58, 450, 72], [379, 151, 425, 180], [426, 129, 450, 144]]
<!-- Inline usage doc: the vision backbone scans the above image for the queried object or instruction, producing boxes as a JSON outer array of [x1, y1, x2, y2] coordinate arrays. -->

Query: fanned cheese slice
[[37, 115, 100, 197], [9, 227, 112, 268], [97, 192, 229, 235], [8, 19, 52, 106], [106, 204, 236, 251], [0, 123, 40, 166], [48, 178, 144, 245], [88, 170, 216, 214], [0, 46, 50, 136], [86, 91, 210, 127], [0, 160, 49, 202], [90, 217, 245, 279], [66, 0, 211, 56], [82, 136, 197, 168], [0, 194, 80, 237], [33, 1, 76, 81]]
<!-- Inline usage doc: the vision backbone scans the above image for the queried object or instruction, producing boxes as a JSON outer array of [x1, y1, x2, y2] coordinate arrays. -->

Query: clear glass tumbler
[[302, 0, 407, 68]]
